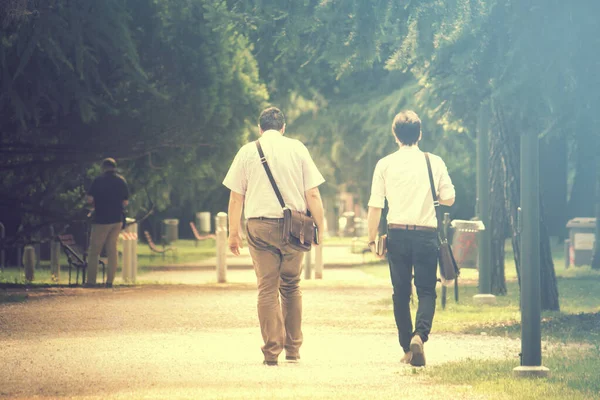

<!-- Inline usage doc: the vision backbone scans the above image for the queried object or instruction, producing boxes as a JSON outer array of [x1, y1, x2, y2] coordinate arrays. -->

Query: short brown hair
[[101, 158, 117, 170], [259, 107, 285, 131], [392, 111, 421, 146]]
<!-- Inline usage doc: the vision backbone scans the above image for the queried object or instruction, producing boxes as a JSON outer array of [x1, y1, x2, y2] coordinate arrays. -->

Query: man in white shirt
[[223, 107, 325, 366], [367, 110, 455, 367]]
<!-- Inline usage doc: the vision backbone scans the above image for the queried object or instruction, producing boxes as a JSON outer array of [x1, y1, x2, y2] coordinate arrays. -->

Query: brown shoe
[[409, 335, 426, 367], [400, 351, 413, 364]]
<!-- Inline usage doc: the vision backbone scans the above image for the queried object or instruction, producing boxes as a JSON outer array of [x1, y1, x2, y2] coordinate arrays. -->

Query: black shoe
[[285, 355, 300, 362], [263, 360, 278, 366], [105, 282, 113, 288], [409, 335, 426, 367]]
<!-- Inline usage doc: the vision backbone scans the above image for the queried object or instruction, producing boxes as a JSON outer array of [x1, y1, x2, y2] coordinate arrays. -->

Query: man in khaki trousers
[[223, 107, 325, 366], [86, 158, 129, 288]]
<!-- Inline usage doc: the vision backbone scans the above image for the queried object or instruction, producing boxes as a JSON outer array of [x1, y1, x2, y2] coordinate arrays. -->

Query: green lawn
[[0, 239, 215, 285], [360, 243, 600, 400]]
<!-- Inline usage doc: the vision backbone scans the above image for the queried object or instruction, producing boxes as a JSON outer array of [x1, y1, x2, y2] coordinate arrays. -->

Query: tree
[[0, 0, 267, 248]]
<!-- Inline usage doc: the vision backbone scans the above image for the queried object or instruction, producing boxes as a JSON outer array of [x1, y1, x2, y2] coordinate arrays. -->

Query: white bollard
[[315, 244, 323, 279], [121, 232, 131, 283], [23, 245, 36, 282], [216, 212, 228, 283], [50, 240, 61, 282], [304, 248, 312, 280], [130, 228, 138, 283], [121, 222, 138, 284]]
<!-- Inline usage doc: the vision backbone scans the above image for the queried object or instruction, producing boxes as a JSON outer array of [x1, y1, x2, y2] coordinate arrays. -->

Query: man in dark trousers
[[367, 111, 455, 366], [223, 107, 325, 366], [86, 158, 129, 288]]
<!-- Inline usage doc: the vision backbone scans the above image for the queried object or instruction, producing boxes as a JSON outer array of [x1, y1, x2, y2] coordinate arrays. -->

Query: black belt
[[248, 217, 284, 221], [388, 224, 437, 232]]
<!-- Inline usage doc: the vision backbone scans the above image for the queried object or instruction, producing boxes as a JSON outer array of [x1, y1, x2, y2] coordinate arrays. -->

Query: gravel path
[[0, 274, 522, 400]]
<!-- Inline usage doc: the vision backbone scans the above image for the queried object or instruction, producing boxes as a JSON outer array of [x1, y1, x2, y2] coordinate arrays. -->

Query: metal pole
[[23, 245, 35, 282], [216, 212, 227, 283], [474, 102, 496, 305], [514, 131, 549, 377], [314, 244, 323, 279], [50, 241, 61, 282], [304, 248, 312, 280]]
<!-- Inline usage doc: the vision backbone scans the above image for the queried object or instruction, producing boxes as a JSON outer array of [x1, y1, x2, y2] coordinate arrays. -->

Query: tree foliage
[[0, 0, 267, 245]]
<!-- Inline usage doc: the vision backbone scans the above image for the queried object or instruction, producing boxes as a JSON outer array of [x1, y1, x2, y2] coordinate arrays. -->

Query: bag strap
[[255, 140, 286, 209], [424, 152, 445, 239]]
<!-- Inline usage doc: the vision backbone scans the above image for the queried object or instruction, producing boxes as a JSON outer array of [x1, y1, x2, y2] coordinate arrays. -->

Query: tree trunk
[[540, 135, 568, 240], [494, 104, 521, 284], [540, 201, 560, 310], [489, 123, 507, 295], [567, 124, 597, 219], [493, 103, 560, 310]]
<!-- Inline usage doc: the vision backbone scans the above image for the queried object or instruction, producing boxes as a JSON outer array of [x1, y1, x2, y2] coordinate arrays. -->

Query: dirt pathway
[[0, 278, 520, 400]]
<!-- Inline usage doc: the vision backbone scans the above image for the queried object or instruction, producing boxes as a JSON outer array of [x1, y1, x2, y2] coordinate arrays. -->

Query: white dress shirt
[[368, 145, 455, 228], [223, 130, 325, 219]]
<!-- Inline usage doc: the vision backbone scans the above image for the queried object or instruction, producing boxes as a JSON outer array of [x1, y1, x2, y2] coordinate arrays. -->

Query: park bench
[[350, 237, 372, 263], [57, 234, 105, 286], [143, 230, 176, 258], [189, 222, 215, 246]]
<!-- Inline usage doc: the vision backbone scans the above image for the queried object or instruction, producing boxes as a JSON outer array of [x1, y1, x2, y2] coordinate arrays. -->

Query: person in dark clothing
[[367, 111, 455, 366], [86, 158, 129, 288]]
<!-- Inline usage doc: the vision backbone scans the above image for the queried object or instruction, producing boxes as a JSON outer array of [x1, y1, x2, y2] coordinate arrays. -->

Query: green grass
[[361, 242, 600, 399], [0, 239, 215, 286], [134, 238, 215, 268], [421, 348, 600, 400], [361, 247, 600, 343]]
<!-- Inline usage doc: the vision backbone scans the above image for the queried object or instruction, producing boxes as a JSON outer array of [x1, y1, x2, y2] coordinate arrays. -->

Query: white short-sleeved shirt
[[223, 130, 325, 219], [368, 145, 455, 228]]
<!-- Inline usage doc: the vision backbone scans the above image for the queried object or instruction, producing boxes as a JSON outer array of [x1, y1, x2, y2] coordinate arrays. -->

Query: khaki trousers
[[246, 219, 304, 362], [87, 222, 122, 285]]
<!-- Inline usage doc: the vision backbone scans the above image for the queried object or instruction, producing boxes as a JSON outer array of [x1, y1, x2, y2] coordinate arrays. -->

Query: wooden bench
[[57, 234, 105, 286], [189, 222, 215, 246], [143, 230, 176, 258]]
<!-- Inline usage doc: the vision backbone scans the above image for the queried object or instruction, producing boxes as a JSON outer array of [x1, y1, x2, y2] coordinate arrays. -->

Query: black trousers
[[387, 228, 438, 353]]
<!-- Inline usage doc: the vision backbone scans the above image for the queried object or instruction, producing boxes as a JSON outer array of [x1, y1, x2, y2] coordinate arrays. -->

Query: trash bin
[[566, 218, 596, 267], [338, 212, 356, 237], [163, 219, 179, 244], [450, 219, 485, 269], [196, 212, 211, 233]]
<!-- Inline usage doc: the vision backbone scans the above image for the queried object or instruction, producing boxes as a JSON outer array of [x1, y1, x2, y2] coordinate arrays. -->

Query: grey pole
[[216, 212, 228, 283], [23, 245, 36, 282], [315, 244, 323, 279], [304, 249, 312, 280], [474, 102, 496, 305], [514, 131, 549, 377]]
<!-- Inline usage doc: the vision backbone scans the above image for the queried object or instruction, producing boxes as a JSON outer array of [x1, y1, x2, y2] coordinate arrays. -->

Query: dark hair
[[101, 158, 117, 170], [392, 110, 421, 146], [259, 107, 285, 131]]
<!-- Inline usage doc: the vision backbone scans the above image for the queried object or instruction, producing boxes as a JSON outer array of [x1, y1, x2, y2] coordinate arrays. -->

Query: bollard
[[197, 212, 211, 233], [315, 244, 323, 279], [50, 240, 61, 282], [122, 221, 138, 283], [129, 223, 138, 283], [216, 212, 227, 283], [23, 245, 36, 282], [304, 248, 312, 280], [121, 232, 132, 283]]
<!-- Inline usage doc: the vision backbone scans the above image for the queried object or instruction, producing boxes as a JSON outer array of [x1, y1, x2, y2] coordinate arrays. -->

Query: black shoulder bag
[[425, 152, 459, 286], [255, 140, 315, 252]]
